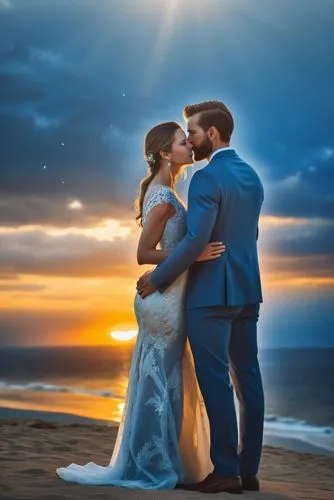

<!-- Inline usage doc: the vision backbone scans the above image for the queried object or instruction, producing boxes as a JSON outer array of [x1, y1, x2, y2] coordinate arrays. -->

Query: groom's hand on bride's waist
[[136, 271, 157, 298]]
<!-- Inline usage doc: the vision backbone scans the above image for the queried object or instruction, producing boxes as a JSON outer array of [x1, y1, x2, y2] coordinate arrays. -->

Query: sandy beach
[[1, 410, 333, 500]]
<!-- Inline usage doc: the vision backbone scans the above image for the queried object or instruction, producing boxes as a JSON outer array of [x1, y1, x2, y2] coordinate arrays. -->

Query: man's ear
[[207, 126, 219, 141]]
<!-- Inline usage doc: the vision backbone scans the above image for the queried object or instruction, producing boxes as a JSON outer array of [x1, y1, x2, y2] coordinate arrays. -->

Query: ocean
[[1, 345, 333, 456]]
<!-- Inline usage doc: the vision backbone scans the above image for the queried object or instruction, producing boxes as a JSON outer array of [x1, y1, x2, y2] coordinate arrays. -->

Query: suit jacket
[[151, 149, 264, 308]]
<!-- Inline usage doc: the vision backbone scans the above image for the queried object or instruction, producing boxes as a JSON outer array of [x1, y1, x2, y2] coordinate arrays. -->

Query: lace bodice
[[142, 185, 187, 251]]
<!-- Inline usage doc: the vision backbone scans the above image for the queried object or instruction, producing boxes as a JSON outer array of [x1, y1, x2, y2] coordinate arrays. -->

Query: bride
[[56, 121, 226, 489]]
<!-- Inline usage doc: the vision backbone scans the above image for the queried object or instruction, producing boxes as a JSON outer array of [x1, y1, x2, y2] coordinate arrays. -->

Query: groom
[[137, 100, 265, 494]]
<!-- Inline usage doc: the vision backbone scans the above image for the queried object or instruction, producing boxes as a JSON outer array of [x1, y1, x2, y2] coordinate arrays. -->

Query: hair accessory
[[146, 152, 156, 166]]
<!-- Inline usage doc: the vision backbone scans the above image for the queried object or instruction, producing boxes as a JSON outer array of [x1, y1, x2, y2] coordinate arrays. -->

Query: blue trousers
[[186, 303, 264, 477]]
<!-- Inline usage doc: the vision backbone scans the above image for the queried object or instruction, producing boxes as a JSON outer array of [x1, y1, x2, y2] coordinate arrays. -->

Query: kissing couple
[[57, 100, 265, 494]]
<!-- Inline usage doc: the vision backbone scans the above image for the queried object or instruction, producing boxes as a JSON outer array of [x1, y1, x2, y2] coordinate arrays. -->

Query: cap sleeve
[[143, 185, 176, 222]]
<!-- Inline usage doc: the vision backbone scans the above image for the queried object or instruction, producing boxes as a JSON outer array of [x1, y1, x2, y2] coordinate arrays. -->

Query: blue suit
[[151, 149, 265, 477]]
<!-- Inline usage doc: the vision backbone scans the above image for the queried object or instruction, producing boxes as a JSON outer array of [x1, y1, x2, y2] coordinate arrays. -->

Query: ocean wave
[[1, 379, 333, 453], [263, 414, 334, 453], [0, 380, 117, 399], [264, 414, 333, 435]]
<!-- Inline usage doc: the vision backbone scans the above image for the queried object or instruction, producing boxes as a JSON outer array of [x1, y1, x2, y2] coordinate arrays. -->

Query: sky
[[0, 0, 333, 348]]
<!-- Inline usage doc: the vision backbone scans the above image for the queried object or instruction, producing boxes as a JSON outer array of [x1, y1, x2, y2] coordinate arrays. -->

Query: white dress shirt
[[209, 146, 234, 161]]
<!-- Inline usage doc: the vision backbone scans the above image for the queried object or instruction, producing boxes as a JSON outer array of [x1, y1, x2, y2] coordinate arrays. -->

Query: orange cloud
[[0, 213, 333, 345]]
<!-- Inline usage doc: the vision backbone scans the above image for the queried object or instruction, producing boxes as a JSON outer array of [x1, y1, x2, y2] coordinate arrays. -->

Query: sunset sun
[[109, 330, 138, 342]]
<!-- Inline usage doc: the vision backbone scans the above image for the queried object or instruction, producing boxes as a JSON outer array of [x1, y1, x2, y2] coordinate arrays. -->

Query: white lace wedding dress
[[56, 184, 213, 489]]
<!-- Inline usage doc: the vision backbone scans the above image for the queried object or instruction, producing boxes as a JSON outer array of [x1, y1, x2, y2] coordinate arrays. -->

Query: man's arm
[[151, 168, 221, 292]]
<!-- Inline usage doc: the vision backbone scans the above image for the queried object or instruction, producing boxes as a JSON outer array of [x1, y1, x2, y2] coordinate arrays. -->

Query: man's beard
[[192, 135, 213, 161]]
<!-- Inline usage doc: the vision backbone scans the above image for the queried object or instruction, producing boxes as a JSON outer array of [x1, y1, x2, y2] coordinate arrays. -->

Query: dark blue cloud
[[0, 0, 333, 208], [0, 0, 333, 222]]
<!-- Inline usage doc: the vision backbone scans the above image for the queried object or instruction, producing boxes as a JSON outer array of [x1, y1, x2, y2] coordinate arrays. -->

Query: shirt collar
[[209, 146, 234, 161]]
